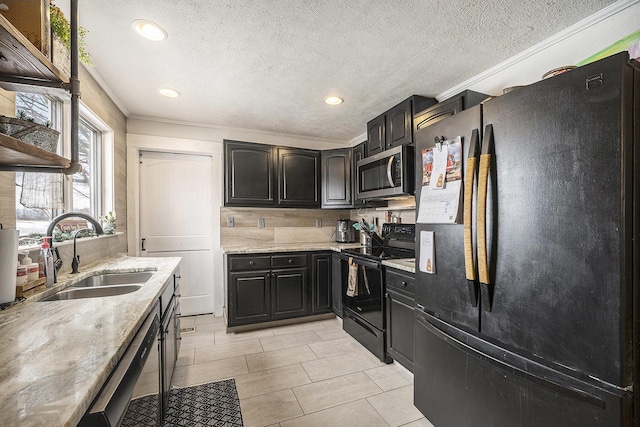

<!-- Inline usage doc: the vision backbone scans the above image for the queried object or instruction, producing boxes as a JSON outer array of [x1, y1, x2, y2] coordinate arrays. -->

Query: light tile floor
[[176, 314, 435, 427]]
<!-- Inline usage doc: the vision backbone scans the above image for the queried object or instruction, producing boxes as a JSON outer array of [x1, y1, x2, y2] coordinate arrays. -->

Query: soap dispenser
[[38, 238, 54, 287]]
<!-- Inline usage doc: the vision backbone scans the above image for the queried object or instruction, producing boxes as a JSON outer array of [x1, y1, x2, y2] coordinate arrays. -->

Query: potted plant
[[100, 211, 116, 235], [49, 1, 92, 75]]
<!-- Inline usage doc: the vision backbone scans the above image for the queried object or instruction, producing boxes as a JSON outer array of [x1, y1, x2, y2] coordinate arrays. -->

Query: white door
[[139, 150, 214, 315]]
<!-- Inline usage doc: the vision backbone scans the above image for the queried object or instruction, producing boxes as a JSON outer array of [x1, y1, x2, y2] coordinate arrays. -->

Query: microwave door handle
[[387, 156, 395, 187]]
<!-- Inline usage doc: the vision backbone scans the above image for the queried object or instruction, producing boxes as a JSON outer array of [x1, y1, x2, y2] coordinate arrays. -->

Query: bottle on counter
[[16, 263, 27, 286], [20, 251, 39, 282], [38, 238, 54, 287]]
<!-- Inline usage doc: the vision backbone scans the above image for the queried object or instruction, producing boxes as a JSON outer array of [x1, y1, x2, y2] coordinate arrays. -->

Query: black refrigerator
[[413, 52, 639, 427]]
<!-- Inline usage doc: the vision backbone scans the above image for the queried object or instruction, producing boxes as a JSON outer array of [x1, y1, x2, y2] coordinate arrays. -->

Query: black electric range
[[340, 223, 415, 363]]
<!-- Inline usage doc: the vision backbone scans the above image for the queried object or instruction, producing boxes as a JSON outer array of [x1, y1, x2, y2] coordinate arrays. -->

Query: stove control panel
[[381, 223, 415, 241]]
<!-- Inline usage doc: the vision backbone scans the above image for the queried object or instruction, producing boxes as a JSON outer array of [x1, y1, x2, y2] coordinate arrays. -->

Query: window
[[14, 92, 109, 241], [74, 118, 102, 216]]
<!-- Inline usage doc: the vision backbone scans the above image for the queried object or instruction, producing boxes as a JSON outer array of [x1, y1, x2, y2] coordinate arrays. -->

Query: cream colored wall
[[0, 89, 16, 229], [79, 66, 128, 253]]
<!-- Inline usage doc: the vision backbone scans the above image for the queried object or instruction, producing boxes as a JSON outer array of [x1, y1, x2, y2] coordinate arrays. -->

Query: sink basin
[[44, 284, 143, 301], [70, 272, 154, 288]]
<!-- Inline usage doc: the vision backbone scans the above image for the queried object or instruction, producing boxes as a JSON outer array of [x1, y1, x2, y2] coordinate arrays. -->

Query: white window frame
[[14, 94, 114, 242]]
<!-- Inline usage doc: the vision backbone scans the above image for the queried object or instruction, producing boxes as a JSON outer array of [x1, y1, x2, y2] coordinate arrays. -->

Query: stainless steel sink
[[44, 284, 143, 301], [70, 272, 154, 288]]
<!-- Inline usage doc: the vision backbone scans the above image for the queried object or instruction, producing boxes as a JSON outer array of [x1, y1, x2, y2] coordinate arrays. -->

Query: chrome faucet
[[46, 212, 104, 280]]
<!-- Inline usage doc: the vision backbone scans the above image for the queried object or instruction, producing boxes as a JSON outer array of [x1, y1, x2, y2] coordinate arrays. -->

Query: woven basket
[[0, 115, 60, 153]]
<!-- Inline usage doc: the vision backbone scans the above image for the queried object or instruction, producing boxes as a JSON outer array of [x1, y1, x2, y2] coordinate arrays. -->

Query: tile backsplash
[[220, 207, 351, 247], [220, 199, 416, 248]]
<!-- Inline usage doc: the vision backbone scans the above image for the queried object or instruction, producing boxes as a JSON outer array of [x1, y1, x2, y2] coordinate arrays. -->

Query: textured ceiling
[[73, 0, 616, 142]]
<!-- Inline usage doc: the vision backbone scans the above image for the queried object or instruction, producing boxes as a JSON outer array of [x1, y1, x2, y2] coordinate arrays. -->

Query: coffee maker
[[335, 219, 355, 243]]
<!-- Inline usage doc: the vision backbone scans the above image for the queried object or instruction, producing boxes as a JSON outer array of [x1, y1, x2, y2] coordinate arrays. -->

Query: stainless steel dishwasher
[[79, 302, 161, 427]]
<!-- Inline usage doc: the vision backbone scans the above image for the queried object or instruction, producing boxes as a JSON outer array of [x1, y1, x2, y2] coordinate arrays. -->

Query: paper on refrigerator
[[417, 136, 463, 224], [419, 230, 435, 274]]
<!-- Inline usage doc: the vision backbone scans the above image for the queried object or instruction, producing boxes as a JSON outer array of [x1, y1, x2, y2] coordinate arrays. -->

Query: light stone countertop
[[382, 258, 416, 274], [221, 241, 362, 254], [0, 255, 181, 427]]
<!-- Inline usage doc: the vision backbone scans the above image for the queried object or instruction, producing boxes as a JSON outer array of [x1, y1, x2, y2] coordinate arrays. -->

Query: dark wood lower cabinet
[[227, 251, 332, 328], [228, 270, 270, 325], [311, 253, 332, 314], [385, 267, 416, 372], [272, 267, 308, 319]]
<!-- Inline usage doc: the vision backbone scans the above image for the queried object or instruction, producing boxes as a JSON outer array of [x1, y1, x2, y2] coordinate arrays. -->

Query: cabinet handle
[[141, 238, 146, 252], [288, 258, 293, 264], [265, 273, 271, 278], [249, 261, 255, 266], [175, 275, 181, 279], [400, 281, 407, 287]]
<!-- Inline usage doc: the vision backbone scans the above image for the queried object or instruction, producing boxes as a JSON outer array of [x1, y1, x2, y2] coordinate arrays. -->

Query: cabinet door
[[224, 140, 275, 206], [386, 289, 415, 372], [228, 270, 271, 326], [277, 148, 320, 207], [352, 142, 367, 208], [385, 98, 412, 149], [366, 113, 386, 157], [271, 267, 308, 319], [331, 253, 343, 317], [311, 253, 332, 314], [321, 149, 352, 208]]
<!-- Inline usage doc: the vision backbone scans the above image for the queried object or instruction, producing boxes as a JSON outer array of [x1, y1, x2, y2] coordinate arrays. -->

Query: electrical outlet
[[316, 218, 322, 228], [258, 218, 265, 228], [227, 217, 234, 227]]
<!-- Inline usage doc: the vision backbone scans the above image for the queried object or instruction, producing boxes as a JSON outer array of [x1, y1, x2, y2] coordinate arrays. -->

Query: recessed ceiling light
[[324, 96, 344, 105], [159, 88, 180, 98], [132, 19, 167, 41]]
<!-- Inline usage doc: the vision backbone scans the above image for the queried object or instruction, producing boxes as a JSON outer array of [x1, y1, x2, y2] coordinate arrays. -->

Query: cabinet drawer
[[229, 255, 271, 271], [385, 268, 415, 296], [271, 254, 308, 268]]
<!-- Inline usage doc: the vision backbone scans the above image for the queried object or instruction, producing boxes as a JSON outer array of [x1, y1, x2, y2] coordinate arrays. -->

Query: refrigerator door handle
[[463, 129, 480, 307], [478, 124, 493, 312]]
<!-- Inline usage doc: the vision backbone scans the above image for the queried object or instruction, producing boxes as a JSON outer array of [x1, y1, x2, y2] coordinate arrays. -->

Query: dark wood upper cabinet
[[366, 95, 436, 157], [321, 148, 352, 208], [225, 141, 321, 208], [413, 90, 488, 132], [366, 113, 386, 157], [385, 98, 412, 149], [224, 140, 275, 207], [277, 147, 321, 207]]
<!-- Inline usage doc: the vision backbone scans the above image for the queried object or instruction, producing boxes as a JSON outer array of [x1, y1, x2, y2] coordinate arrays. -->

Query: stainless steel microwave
[[356, 145, 414, 199]]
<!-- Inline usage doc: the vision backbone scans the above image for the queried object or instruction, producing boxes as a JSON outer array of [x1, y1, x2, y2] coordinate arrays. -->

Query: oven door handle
[[340, 254, 380, 269], [387, 155, 395, 187]]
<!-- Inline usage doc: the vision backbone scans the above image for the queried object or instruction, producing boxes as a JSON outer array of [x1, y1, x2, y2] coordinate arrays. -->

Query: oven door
[[340, 254, 384, 330]]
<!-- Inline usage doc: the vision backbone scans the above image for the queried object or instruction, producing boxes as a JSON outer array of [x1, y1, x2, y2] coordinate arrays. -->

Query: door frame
[[127, 133, 223, 315]]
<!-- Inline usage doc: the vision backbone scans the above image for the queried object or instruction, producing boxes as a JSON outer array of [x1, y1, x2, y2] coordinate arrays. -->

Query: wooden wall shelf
[[0, 8, 76, 173]]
